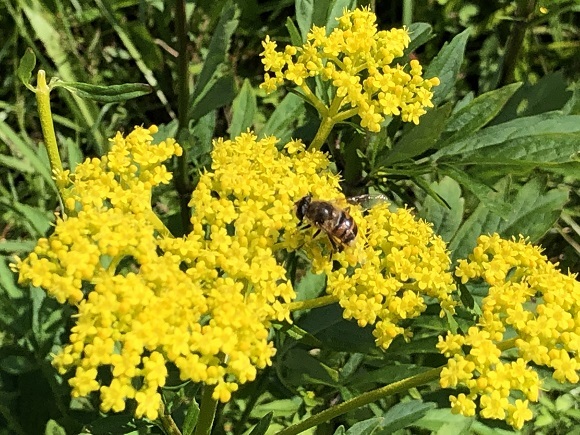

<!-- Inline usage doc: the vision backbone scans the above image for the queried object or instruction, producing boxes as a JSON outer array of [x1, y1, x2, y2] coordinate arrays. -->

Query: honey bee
[[295, 194, 358, 251]]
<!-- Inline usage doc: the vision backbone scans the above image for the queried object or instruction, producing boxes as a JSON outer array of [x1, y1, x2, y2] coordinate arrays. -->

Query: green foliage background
[[0, 0, 579, 434]]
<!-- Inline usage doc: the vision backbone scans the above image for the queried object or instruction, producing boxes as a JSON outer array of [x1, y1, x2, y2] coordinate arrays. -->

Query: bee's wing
[[346, 194, 390, 209]]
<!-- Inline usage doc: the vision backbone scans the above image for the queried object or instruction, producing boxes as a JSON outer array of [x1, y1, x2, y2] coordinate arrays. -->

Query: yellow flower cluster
[[438, 234, 580, 429], [12, 127, 347, 420], [310, 203, 457, 349], [260, 7, 440, 132]]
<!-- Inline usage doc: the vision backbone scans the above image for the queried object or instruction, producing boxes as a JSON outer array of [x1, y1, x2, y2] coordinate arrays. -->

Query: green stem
[[308, 93, 347, 151], [286, 295, 338, 312], [277, 367, 443, 435], [498, 0, 537, 86], [402, 0, 413, 27], [158, 402, 182, 435], [35, 71, 64, 180], [299, 84, 328, 115], [174, 0, 193, 235], [308, 116, 335, 151], [194, 385, 219, 435]]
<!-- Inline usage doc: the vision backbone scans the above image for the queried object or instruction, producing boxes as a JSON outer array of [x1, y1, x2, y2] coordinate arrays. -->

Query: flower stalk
[[278, 367, 444, 435], [35, 70, 64, 193]]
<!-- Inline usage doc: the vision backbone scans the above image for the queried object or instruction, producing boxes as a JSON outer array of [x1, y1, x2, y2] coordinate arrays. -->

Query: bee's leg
[[327, 235, 339, 253], [312, 229, 321, 239]]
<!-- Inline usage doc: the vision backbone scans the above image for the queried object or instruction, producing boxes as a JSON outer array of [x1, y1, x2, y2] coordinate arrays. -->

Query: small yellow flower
[[440, 234, 580, 429], [259, 7, 439, 132]]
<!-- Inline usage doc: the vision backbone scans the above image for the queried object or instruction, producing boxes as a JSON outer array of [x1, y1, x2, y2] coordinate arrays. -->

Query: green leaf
[[443, 83, 522, 141], [44, 419, 66, 435], [190, 75, 236, 122], [414, 408, 474, 433], [425, 28, 470, 105], [326, 0, 357, 32], [440, 165, 511, 218], [248, 412, 273, 435], [419, 177, 463, 243], [259, 93, 305, 141], [280, 323, 324, 347], [448, 201, 502, 262], [406, 23, 434, 54], [229, 79, 256, 138], [182, 399, 200, 435], [64, 137, 84, 171], [12, 203, 53, 236], [457, 133, 580, 167], [190, 1, 240, 112], [0, 256, 25, 299], [0, 121, 55, 191], [295, 268, 326, 301], [377, 103, 452, 166], [17, 48, 36, 89], [493, 71, 573, 124], [0, 240, 36, 254], [345, 418, 383, 434], [497, 179, 569, 241], [56, 81, 152, 102], [378, 401, 437, 434], [433, 113, 580, 160], [0, 154, 35, 173], [285, 17, 303, 46], [0, 346, 37, 375], [347, 365, 428, 388], [284, 348, 339, 386], [295, 0, 314, 40]]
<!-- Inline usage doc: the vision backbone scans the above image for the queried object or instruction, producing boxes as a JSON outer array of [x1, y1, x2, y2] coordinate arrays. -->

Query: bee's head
[[294, 194, 312, 221]]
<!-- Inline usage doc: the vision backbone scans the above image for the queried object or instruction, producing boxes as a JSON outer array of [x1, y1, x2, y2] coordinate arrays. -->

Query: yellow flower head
[[15, 126, 458, 421], [439, 234, 580, 429], [260, 7, 440, 132]]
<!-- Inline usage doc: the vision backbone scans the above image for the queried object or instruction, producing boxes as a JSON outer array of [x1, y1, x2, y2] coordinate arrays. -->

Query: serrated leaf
[[248, 412, 273, 435], [378, 103, 452, 166], [190, 1, 240, 108], [459, 133, 580, 166], [419, 177, 463, 242], [17, 48, 36, 88], [447, 178, 511, 261], [56, 82, 152, 102], [443, 83, 521, 140], [229, 79, 256, 138], [433, 112, 580, 160], [425, 28, 470, 105], [378, 401, 437, 434], [440, 165, 511, 218], [498, 179, 569, 241]]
